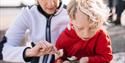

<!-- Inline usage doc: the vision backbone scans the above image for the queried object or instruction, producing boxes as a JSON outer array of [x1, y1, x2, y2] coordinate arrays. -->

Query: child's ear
[[96, 18, 101, 22], [96, 19, 100, 22]]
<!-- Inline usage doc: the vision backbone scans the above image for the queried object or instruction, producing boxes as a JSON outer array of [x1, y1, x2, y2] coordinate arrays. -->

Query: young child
[[55, 0, 113, 63]]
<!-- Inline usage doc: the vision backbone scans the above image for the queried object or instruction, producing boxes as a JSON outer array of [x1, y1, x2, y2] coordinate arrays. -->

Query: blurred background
[[0, 0, 125, 63]]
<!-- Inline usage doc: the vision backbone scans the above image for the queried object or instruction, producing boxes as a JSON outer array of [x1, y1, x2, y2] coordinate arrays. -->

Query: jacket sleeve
[[1, 7, 31, 62], [55, 29, 69, 61], [88, 30, 113, 63], [55, 32, 64, 50]]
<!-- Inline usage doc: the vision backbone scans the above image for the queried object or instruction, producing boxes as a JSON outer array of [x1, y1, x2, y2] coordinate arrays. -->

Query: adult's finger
[[37, 42, 47, 52], [42, 41, 54, 53]]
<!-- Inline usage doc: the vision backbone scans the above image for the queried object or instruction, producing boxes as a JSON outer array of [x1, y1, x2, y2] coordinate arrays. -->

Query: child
[[55, 0, 113, 63]]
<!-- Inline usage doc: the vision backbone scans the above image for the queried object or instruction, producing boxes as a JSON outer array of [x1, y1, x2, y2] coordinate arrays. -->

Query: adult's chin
[[46, 9, 56, 15]]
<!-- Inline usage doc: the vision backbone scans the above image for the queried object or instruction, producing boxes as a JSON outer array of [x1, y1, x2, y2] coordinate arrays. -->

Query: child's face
[[72, 8, 97, 41]]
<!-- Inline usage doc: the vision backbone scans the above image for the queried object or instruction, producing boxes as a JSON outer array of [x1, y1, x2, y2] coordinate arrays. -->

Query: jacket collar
[[37, 1, 63, 18]]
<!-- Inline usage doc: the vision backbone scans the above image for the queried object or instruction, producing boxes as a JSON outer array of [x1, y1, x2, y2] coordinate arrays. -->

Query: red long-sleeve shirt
[[56, 27, 113, 63]]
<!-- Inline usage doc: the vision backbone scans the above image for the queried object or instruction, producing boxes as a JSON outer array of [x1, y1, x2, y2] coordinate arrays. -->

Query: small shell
[[67, 56, 77, 61]]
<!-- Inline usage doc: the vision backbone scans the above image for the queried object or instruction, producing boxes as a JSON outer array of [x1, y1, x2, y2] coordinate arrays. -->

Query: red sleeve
[[55, 28, 71, 61], [55, 31, 65, 50], [56, 28, 71, 50], [88, 30, 113, 63]]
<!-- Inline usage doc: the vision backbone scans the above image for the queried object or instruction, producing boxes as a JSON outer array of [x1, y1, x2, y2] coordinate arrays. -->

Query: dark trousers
[[115, 0, 125, 25]]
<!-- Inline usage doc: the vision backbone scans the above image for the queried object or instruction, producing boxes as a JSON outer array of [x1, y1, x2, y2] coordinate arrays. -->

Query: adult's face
[[37, 0, 60, 14]]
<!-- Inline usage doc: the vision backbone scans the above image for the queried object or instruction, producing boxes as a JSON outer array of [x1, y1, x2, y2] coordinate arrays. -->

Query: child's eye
[[89, 27, 92, 30], [78, 27, 84, 30], [89, 27, 95, 31]]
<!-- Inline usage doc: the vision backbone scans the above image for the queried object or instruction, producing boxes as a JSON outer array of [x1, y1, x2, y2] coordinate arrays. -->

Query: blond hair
[[67, 0, 110, 29]]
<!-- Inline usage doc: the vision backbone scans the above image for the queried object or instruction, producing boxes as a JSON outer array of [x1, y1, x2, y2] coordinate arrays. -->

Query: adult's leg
[[115, 0, 125, 25]]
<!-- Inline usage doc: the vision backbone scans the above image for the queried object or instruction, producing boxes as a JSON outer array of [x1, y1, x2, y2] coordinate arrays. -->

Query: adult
[[0, 0, 69, 63]]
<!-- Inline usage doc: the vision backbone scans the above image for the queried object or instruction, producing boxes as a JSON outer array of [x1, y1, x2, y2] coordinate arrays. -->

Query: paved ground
[[0, 8, 21, 30], [112, 52, 125, 63], [0, 8, 125, 63], [107, 25, 125, 53]]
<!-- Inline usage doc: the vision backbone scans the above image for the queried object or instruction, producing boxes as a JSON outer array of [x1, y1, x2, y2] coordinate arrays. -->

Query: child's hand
[[55, 49, 64, 59], [63, 61, 71, 63], [79, 57, 89, 63], [55, 58, 63, 63]]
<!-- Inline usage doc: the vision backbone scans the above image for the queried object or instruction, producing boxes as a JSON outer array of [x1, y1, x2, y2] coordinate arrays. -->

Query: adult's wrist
[[25, 48, 33, 57], [23, 47, 33, 62]]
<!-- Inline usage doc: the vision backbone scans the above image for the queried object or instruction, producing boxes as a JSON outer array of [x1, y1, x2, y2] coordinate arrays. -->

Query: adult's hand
[[25, 41, 55, 57]]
